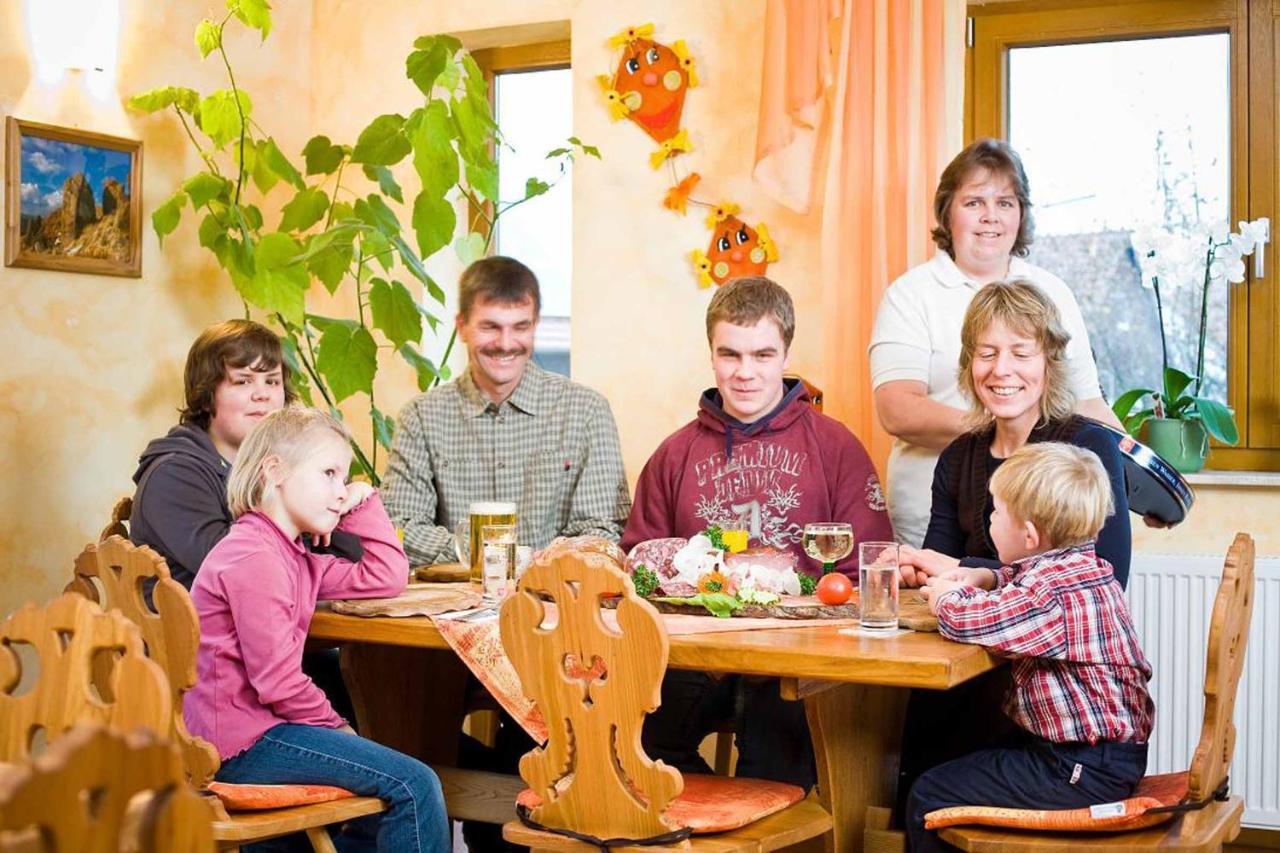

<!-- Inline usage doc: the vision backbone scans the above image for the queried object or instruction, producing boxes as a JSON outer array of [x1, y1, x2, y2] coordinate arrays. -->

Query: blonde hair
[[958, 279, 1074, 428], [226, 407, 352, 518], [988, 442, 1113, 549]]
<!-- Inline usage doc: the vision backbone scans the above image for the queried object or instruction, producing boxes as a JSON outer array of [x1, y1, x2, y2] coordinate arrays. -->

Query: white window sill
[[1185, 470, 1280, 488]]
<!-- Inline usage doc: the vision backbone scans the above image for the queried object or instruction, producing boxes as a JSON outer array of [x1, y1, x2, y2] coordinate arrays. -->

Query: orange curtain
[[755, 0, 964, 476]]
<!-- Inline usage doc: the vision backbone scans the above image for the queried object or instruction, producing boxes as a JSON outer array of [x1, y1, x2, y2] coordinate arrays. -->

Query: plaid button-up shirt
[[382, 362, 631, 565], [935, 543, 1154, 745]]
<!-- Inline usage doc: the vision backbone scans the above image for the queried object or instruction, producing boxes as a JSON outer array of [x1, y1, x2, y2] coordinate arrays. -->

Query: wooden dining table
[[310, 600, 999, 852]]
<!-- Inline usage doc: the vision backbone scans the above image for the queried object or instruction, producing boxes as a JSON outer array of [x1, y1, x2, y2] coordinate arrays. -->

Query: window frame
[[967, 0, 1280, 470]]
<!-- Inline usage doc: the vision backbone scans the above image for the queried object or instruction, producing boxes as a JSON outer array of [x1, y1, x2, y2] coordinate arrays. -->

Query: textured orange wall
[[0, 0, 313, 615]]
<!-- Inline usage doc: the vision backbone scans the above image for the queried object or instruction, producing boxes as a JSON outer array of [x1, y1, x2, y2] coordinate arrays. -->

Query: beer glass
[[858, 542, 900, 632], [466, 501, 517, 583], [480, 523, 517, 603]]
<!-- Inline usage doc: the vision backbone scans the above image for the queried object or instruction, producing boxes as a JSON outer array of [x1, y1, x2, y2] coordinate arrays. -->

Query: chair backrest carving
[[1187, 532, 1256, 801], [99, 496, 133, 541], [0, 593, 170, 764], [499, 547, 683, 840], [0, 723, 214, 852], [68, 536, 220, 788]]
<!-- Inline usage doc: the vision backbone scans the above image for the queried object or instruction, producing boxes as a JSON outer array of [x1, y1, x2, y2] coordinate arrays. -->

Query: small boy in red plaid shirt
[[907, 442, 1154, 853]]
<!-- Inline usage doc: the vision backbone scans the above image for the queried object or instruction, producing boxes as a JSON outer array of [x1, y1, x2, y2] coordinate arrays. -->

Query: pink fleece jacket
[[183, 493, 408, 759]]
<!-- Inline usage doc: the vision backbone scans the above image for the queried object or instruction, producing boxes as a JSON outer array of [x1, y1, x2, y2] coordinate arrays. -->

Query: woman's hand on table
[[897, 546, 961, 588]]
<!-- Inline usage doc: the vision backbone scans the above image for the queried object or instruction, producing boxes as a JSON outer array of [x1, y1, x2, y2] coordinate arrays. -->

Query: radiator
[[1128, 551, 1280, 830]]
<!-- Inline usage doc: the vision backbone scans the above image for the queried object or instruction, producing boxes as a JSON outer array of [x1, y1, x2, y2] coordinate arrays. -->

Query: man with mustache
[[384, 255, 631, 567]]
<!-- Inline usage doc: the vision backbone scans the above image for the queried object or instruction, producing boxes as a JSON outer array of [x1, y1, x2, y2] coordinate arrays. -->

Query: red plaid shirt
[[935, 543, 1154, 745]]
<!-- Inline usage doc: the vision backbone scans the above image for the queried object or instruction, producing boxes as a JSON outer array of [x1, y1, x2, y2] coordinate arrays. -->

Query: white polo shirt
[[868, 252, 1103, 547]]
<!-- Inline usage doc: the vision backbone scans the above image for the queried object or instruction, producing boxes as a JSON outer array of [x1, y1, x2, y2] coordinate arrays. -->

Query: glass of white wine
[[802, 522, 854, 575]]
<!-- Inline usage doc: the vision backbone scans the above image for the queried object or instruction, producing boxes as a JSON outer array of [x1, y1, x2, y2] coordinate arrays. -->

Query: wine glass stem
[[822, 561, 834, 575]]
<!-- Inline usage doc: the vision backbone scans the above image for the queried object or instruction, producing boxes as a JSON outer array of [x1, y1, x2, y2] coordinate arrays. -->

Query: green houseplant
[[1113, 219, 1267, 472], [130, 0, 596, 483]]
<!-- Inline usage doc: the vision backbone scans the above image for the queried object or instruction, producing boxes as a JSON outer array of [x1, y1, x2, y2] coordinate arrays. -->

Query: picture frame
[[5, 117, 143, 277]]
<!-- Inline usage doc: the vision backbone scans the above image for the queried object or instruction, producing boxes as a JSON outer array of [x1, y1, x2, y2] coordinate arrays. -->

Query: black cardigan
[[922, 416, 1132, 587]]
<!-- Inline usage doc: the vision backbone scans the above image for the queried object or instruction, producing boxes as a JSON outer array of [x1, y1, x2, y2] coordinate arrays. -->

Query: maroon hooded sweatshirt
[[621, 379, 894, 578]]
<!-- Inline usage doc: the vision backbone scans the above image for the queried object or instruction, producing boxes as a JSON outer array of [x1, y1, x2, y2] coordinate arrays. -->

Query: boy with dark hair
[[622, 276, 893, 788], [908, 442, 1154, 852]]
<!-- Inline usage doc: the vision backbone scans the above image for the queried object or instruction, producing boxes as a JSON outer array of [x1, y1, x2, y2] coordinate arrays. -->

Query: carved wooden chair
[[70, 536, 386, 853], [499, 546, 833, 851], [100, 495, 133, 541], [0, 723, 214, 852], [0, 592, 172, 762], [937, 532, 1255, 853]]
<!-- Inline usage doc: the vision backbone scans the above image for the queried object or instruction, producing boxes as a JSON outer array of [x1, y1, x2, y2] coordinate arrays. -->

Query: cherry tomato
[[815, 572, 854, 605]]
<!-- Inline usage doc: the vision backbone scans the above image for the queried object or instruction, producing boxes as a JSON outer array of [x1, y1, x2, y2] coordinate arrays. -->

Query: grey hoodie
[[131, 423, 362, 589]]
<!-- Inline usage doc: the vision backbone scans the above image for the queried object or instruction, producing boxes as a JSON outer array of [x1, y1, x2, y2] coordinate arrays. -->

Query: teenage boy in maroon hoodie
[[622, 276, 893, 788]]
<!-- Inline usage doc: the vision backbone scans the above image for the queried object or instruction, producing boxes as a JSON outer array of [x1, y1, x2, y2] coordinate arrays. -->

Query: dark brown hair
[[180, 320, 296, 429], [705, 276, 796, 348], [931, 138, 1035, 259], [458, 256, 541, 319]]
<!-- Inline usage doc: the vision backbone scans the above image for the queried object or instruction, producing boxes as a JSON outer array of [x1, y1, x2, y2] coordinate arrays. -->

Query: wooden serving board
[[330, 582, 482, 617], [617, 590, 939, 631], [414, 562, 470, 583]]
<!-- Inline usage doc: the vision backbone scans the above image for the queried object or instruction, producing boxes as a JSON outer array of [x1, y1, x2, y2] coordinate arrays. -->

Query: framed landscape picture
[[5, 117, 142, 277]]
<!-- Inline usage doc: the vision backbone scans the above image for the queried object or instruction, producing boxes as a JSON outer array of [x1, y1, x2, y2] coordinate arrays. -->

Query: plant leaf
[[371, 405, 396, 450], [410, 101, 458, 199], [352, 114, 411, 166], [152, 191, 187, 245], [128, 86, 200, 114], [228, 0, 271, 39], [301, 135, 345, 175], [1163, 367, 1195, 406], [242, 140, 278, 193], [369, 278, 423, 348], [1123, 407, 1154, 438], [411, 191, 455, 259], [316, 323, 377, 402], [243, 232, 308, 326], [279, 187, 330, 233], [260, 137, 305, 190], [406, 39, 449, 97], [362, 164, 404, 203], [1111, 388, 1154, 422], [452, 231, 485, 266], [195, 18, 221, 58], [1190, 396, 1239, 445], [354, 194, 401, 237], [524, 177, 550, 200], [398, 343, 441, 391], [278, 333, 313, 406], [198, 88, 252, 149], [183, 173, 229, 208]]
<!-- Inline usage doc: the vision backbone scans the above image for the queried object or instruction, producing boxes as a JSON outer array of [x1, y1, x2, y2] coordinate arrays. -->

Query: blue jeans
[[906, 732, 1148, 853], [217, 724, 450, 853]]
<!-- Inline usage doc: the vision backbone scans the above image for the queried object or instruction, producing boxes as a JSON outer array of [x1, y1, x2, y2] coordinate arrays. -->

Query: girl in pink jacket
[[184, 407, 447, 852]]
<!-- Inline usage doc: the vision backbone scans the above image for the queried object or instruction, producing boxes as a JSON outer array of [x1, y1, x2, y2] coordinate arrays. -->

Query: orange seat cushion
[[207, 780, 358, 811], [517, 773, 806, 834], [925, 771, 1189, 833]]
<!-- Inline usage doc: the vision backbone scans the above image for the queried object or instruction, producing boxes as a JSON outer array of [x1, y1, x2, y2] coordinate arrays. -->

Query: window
[[473, 41, 573, 377], [969, 0, 1280, 469]]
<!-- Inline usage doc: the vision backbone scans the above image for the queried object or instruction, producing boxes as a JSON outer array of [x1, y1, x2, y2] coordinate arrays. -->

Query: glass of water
[[858, 541, 900, 633], [480, 523, 517, 603]]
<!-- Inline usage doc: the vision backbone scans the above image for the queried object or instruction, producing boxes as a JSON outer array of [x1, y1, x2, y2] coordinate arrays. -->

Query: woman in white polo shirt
[[869, 139, 1121, 547]]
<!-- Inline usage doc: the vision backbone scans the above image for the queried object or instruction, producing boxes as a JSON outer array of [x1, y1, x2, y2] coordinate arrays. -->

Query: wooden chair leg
[[305, 826, 338, 853], [714, 729, 735, 776]]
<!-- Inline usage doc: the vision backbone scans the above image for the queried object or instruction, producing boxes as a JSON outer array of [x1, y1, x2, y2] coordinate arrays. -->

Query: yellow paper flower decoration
[[691, 249, 714, 288], [649, 128, 693, 169], [596, 75, 630, 121], [608, 23, 655, 49], [755, 222, 780, 262], [704, 201, 740, 230], [671, 39, 699, 88]]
